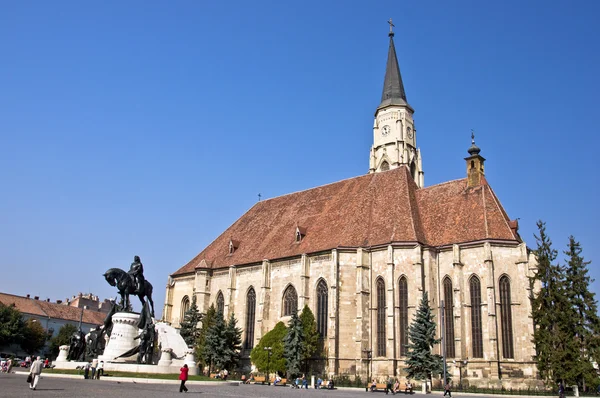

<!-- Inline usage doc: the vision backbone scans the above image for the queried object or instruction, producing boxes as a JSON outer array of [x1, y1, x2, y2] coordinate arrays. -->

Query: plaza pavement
[[1, 372, 558, 398]]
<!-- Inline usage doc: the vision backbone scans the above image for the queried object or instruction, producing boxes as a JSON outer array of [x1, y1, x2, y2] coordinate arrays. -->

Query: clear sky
[[1, 1, 599, 317]]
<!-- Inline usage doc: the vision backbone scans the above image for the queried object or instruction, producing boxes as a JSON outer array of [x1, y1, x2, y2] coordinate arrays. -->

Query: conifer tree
[[564, 236, 600, 388], [222, 312, 243, 371], [404, 292, 443, 384], [179, 295, 203, 347], [299, 305, 320, 370], [283, 311, 305, 377], [195, 304, 216, 368], [202, 310, 226, 372]]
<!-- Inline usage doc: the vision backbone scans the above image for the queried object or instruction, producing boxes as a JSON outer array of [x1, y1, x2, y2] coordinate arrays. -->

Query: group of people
[[82, 360, 104, 379], [370, 377, 413, 394]]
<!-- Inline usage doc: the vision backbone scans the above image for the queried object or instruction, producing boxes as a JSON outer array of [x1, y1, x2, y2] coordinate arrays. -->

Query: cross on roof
[[388, 18, 395, 34]]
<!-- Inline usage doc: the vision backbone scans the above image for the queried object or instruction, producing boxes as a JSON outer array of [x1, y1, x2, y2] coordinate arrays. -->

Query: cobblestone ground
[[0, 373, 380, 398]]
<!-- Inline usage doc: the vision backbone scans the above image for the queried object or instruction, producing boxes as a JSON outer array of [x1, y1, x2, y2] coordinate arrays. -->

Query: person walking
[[95, 361, 104, 379], [444, 380, 452, 397], [179, 364, 189, 393], [29, 356, 43, 390], [83, 362, 90, 379], [558, 382, 565, 398]]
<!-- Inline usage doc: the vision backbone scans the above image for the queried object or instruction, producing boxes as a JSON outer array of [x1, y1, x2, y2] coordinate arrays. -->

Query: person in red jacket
[[179, 364, 189, 393]]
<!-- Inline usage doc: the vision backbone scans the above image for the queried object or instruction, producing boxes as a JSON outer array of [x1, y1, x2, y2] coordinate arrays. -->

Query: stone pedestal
[[98, 312, 140, 363], [55, 345, 69, 362], [184, 349, 198, 375], [157, 348, 173, 367]]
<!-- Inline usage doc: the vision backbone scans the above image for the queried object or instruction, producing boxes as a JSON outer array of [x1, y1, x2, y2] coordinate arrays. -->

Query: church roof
[[172, 166, 519, 275], [378, 33, 411, 112]]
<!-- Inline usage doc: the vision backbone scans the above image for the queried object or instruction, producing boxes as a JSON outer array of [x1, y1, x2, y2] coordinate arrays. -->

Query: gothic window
[[216, 291, 224, 314], [443, 277, 455, 358], [244, 287, 256, 349], [499, 276, 514, 359], [399, 276, 409, 356], [317, 279, 328, 337], [380, 161, 390, 171], [470, 275, 483, 358], [377, 278, 386, 357], [283, 285, 298, 316], [180, 295, 190, 322]]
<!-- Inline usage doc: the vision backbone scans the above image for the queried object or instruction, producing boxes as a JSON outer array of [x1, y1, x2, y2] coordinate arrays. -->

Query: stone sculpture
[[103, 255, 155, 317]]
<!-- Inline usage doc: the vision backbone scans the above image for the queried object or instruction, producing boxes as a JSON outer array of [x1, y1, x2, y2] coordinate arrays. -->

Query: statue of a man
[[128, 255, 145, 295]]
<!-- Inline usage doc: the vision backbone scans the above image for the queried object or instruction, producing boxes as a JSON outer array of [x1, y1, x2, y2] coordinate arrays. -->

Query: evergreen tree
[[564, 236, 600, 388], [222, 312, 243, 371], [179, 295, 203, 347], [202, 310, 226, 372], [195, 304, 216, 369], [0, 303, 24, 347], [404, 292, 443, 384], [250, 322, 287, 375], [299, 305, 320, 369], [49, 324, 78, 358], [283, 311, 305, 377], [530, 221, 576, 384], [21, 319, 48, 355]]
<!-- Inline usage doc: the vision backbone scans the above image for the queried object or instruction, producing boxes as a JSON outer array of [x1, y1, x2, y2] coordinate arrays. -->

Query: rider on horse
[[128, 255, 145, 295]]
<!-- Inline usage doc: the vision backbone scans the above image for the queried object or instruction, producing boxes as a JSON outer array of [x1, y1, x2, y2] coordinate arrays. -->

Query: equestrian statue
[[103, 255, 155, 317]]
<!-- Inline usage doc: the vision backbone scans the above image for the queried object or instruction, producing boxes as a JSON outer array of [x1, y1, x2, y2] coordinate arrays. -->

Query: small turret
[[465, 130, 486, 187]]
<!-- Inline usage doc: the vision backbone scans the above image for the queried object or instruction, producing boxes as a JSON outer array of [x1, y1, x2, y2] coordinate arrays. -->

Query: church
[[164, 27, 539, 388]]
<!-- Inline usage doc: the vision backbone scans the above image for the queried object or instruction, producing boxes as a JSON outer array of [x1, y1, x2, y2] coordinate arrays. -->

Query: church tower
[[369, 21, 424, 188]]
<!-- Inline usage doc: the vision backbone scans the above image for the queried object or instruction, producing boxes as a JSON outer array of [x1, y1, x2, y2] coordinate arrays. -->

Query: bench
[[272, 377, 287, 386], [253, 376, 266, 384], [209, 373, 217, 379], [398, 383, 414, 394], [369, 383, 388, 392]]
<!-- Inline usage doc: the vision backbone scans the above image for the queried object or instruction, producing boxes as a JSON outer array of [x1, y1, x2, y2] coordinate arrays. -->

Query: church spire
[[379, 18, 410, 111]]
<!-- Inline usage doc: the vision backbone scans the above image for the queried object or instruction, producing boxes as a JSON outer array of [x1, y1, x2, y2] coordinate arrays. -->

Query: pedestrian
[[179, 363, 189, 393], [558, 382, 565, 398], [91, 361, 96, 379], [444, 380, 452, 397], [223, 368, 228, 380], [29, 356, 43, 390], [6, 358, 13, 374], [84, 362, 90, 379], [96, 361, 104, 379], [386, 375, 394, 395], [44, 358, 49, 368]]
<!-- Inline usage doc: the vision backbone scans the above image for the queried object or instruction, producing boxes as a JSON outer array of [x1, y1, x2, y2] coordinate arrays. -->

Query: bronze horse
[[103, 268, 155, 317]]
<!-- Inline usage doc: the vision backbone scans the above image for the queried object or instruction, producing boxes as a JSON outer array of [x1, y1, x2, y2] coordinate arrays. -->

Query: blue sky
[[1, 1, 599, 317]]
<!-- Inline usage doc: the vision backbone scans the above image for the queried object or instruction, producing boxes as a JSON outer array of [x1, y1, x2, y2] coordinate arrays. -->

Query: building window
[[283, 285, 298, 316], [180, 295, 190, 322], [380, 161, 390, 171], [499, 276, 514, 359], [443, 277, 455, 358], [244, 287, 256, 349], [317, 279, 328, 337], [216, 291, 224, 314], [399, 276, 409, 356], [377, 278, 386, 357], [470, 275, 483, 358]]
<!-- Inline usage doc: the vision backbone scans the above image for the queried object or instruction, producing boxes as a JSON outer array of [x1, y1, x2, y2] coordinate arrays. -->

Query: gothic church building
[[164, 29, 538, 387]]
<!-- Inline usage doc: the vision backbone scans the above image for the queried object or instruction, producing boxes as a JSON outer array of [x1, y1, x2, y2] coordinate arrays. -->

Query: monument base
[[98, 312, 140, 363]]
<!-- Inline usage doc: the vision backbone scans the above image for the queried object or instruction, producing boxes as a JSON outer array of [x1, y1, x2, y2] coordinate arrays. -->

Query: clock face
[[381, 125, 390, 136], [407, 127, 413, 139]]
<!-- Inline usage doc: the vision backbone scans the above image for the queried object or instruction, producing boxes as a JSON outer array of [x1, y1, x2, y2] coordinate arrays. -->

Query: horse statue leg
[[144, 281, 155, 318]]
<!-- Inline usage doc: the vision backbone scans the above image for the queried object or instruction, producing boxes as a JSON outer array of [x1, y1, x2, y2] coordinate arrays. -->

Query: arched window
[[180, 295, 190, 322], [244, 288, 256, 349], [499, 276, 514, 359], [443, 277, 455, 358], [377, 278, 386, 357], [283, 285, 298, 316], [216, 291, 224, 314], [470, 275, 483, 358], [399, 276, 409, 356], [380, 161, 390, 171], [316, 279, 328, 337]]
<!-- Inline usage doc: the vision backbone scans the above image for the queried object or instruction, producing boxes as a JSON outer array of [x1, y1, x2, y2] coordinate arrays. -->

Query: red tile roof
[[0, 293, 106, 325], [173, 166, 519, 276]]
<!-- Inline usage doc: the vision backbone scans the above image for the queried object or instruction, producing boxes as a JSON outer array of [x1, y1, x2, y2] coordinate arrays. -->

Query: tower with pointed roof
[[369, 21, 424, 188]]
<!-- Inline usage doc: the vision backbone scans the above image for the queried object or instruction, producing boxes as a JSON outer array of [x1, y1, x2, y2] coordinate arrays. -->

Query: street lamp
[[452, 359, 468, 389], [264, 346, 272, 385], [363, 349, 372, 391]]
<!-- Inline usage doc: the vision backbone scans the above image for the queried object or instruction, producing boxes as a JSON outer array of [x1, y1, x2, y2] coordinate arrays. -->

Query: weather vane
[[258, 193, 262, 202], [471, 129, 475, 144]]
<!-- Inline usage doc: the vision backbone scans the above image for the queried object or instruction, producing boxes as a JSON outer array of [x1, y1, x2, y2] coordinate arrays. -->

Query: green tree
[[202, 310, 226, 372], [222, 312, 243, 371], [48, 323, 77, 358], [283, 311, 305, 377], [0, 303, 24, 347], [250, 322, 287, 375], [195, 304, 216, 369], [530, 221, 576, 384], [299, 305, 320, 370], [404, 292, 443, 384], [21, 319, 48, 355], [180, 295, 203, 347], [564, 236, 600, 388]]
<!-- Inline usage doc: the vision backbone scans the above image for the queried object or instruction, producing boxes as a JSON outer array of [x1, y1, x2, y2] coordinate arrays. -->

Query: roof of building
[[173, 165, 519, 276], [378, 33, 411, 111], [0, 293, 107, 325]]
